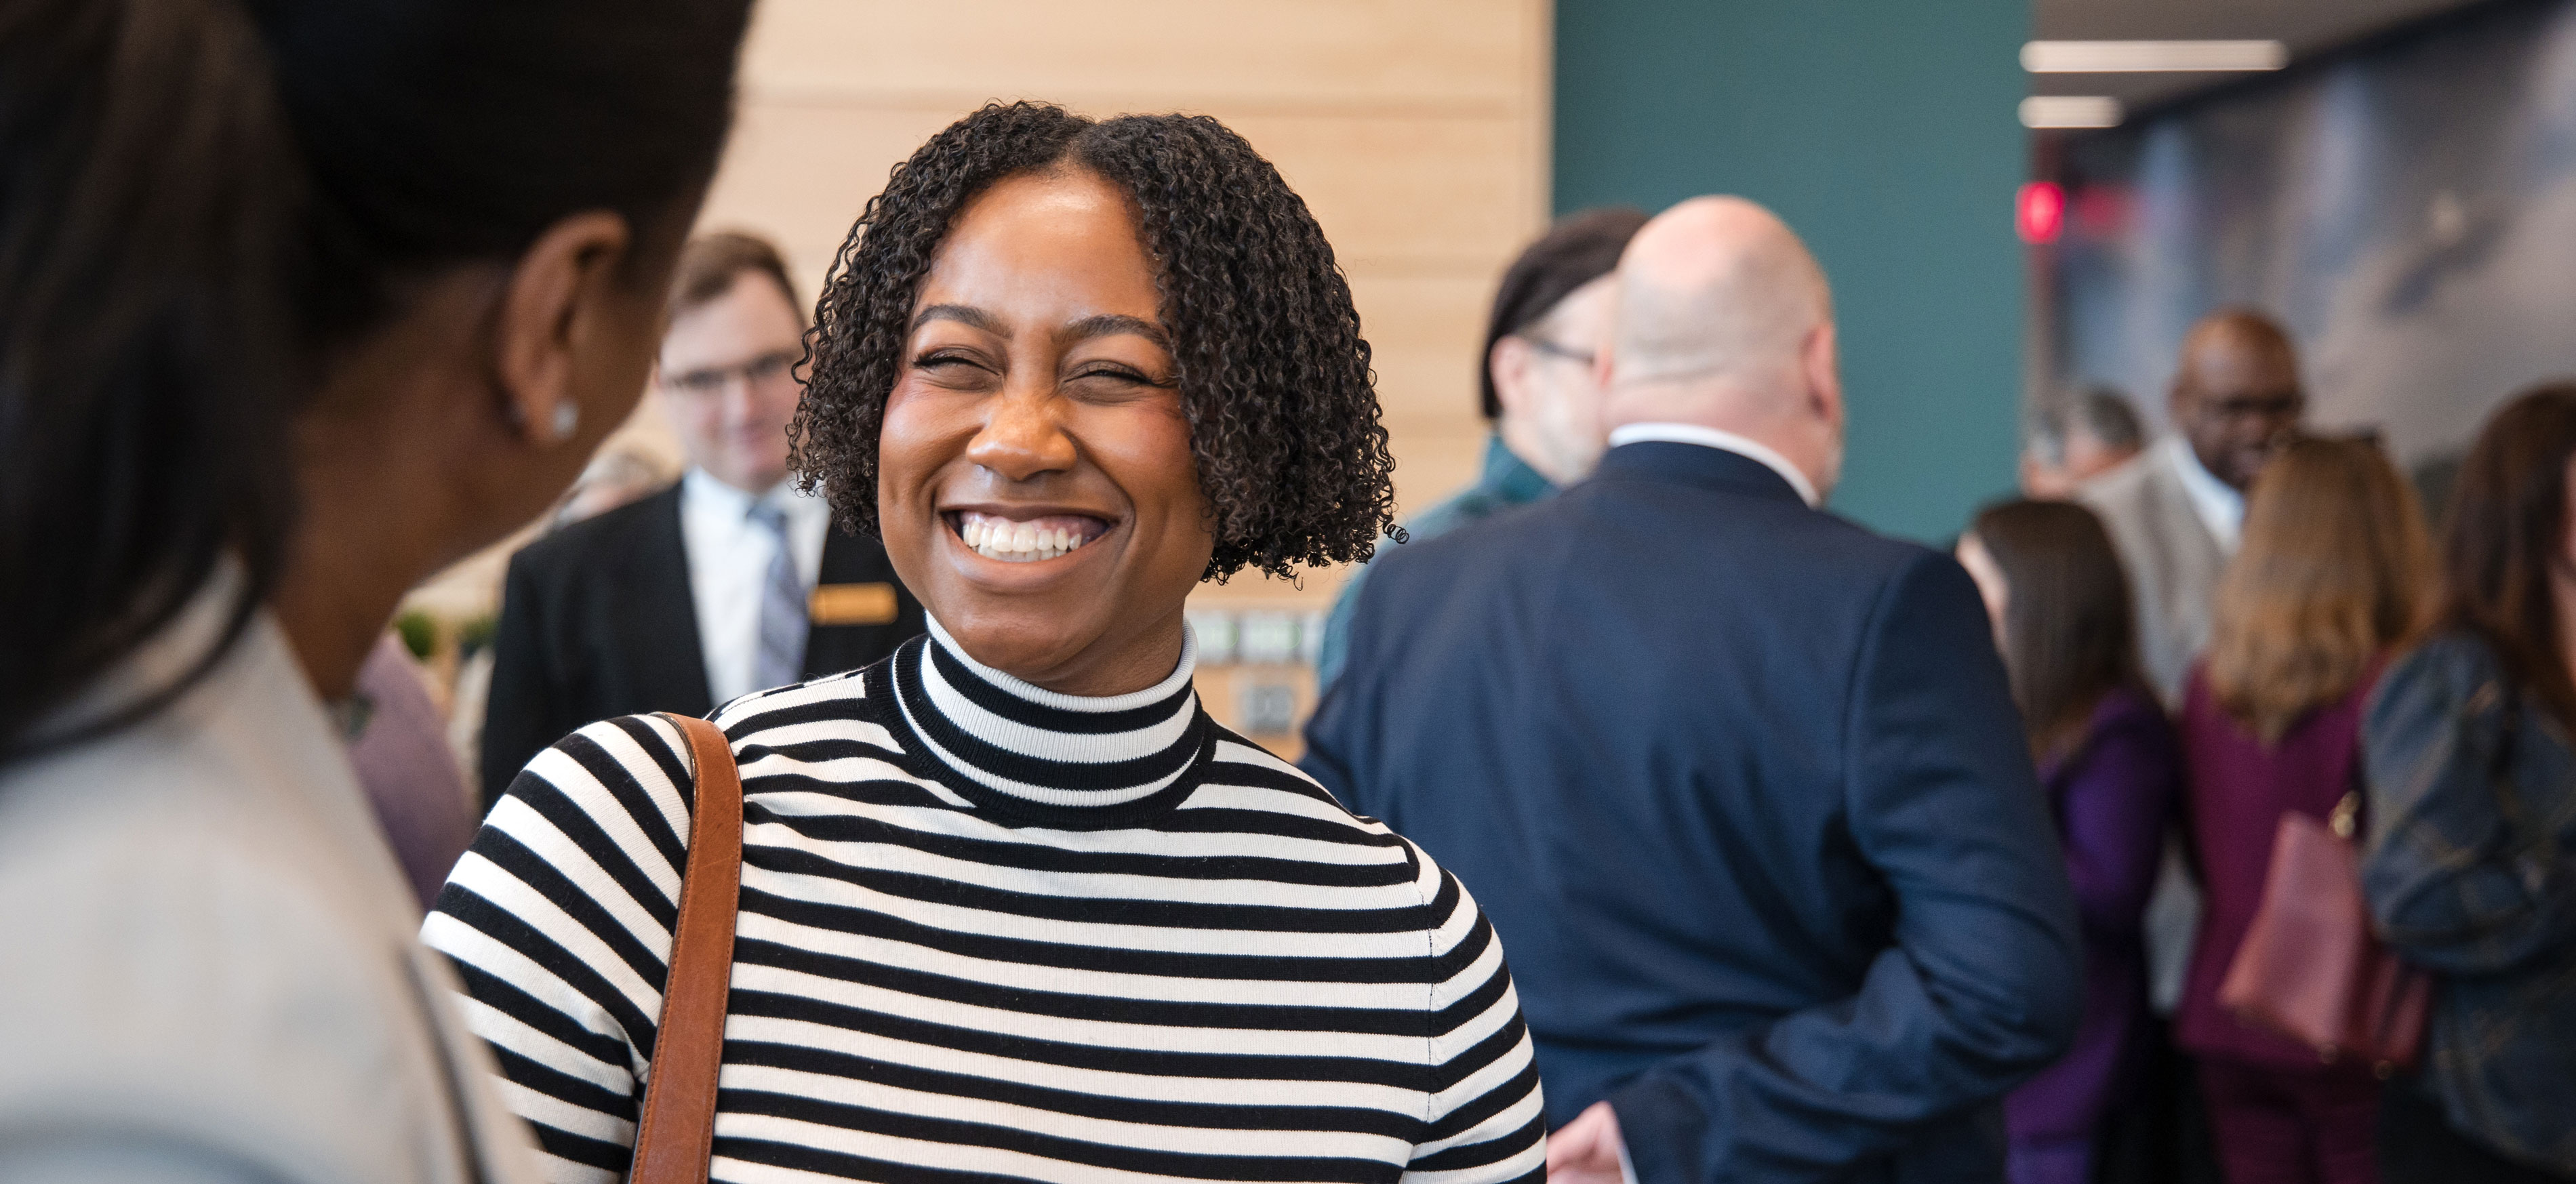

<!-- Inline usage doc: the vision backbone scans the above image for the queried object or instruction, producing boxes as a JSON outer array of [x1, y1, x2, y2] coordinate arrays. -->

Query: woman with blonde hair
[[2173, 436, 2434, 1184]]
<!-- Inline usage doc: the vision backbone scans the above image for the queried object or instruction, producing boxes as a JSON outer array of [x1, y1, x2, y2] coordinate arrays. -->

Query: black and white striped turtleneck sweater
[[426, 620, 1545, 1184]]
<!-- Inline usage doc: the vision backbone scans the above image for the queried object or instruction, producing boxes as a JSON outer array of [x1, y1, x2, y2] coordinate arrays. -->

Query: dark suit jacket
[[1300, 442, 2081, 1184], [479, 483, 923, 806]]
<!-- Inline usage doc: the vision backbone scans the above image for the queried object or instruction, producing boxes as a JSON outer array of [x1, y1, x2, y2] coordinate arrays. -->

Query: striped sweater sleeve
[[1407, 845, 1548, 1184], [423, 714, 690, 1184]]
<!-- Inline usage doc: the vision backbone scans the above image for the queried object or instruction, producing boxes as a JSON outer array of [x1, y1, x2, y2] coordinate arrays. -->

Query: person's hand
[[1546, 1101, 1628, 1184]]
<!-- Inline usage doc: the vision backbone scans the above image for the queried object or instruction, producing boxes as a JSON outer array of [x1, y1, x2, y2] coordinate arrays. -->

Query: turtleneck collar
[[883, 616, 1213, 822]]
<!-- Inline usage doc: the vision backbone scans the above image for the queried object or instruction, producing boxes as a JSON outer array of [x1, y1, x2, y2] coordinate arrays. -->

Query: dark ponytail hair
[[0, 0, 752, 757], [1969, 498, 2146, 761]]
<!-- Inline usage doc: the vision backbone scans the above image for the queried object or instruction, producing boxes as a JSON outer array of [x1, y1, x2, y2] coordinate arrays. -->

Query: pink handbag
[[2217, 792, 2431, 1076]]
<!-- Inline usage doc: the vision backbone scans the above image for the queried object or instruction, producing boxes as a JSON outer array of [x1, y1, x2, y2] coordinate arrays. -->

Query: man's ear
[[1489, 336, 1533, 418], [1802, 320, 1843, 429], [490, 210, 636, 446]]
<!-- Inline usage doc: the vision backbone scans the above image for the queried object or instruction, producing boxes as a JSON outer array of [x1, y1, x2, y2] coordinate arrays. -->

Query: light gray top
[[0, 582, 538, 1184], [2078, 438, 2233, 706]]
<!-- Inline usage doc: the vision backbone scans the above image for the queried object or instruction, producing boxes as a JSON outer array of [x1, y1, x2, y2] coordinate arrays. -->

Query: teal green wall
[[1554, 1, 2028, 542]]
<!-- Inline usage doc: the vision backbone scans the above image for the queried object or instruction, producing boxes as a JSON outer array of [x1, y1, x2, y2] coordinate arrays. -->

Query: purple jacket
[[2175, 660, 2383, 1070], [348, 635, 477, 913], [2007, 686, 2181, 1143]]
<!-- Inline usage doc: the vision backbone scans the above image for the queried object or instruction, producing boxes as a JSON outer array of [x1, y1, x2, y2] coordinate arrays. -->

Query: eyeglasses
[[661, 348, 801, 397], [1521, 337, 1598, 367], [2196, 392, 2305, 424]]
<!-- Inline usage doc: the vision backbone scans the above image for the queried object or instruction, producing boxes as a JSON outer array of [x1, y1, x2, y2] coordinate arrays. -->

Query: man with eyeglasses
[[1310, 207, 1647, 691], [2080, 308, 2308, 706], [479, 232, 922, 807]]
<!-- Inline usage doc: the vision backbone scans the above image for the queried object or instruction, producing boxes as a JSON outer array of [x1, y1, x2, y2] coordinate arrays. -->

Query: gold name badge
[[809, 582, 898, 626]]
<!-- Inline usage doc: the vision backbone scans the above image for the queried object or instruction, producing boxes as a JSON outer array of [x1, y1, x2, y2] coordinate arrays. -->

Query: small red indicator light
[[2017, 181, 2066, 245]]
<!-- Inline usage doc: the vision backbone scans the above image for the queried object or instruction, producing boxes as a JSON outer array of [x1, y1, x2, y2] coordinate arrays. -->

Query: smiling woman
[[799, 102, 1400, 695], [866, 165, 1215, 693], [426, 102, 1546, 1184]]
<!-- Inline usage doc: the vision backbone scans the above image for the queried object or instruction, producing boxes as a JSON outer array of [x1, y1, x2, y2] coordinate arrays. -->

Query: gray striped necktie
[[748, 500, 807, 691]]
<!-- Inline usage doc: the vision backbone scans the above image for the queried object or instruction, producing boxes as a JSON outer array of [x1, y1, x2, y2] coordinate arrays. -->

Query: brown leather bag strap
[[628, 714, 744, 1184]]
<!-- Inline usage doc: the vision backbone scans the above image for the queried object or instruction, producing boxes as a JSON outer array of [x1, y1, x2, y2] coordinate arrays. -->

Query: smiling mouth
[[950, 510, 1111, 563]]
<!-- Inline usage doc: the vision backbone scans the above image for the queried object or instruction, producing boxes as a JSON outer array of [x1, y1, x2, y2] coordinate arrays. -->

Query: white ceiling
[[2032, 0, 2489, 110]]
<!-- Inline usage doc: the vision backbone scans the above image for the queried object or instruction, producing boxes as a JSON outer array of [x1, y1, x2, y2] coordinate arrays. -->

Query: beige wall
[[414, 0, 1551, 748]]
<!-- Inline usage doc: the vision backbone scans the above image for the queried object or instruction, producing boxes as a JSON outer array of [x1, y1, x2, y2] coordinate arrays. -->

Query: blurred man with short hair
[[2079, 310, 2306, 704], [1310, 207, 1646, 691], [2022, 384, 2146, 499]]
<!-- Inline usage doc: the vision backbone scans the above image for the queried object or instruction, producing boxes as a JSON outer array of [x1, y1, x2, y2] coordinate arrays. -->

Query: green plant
[[394, 610, 439, 661]]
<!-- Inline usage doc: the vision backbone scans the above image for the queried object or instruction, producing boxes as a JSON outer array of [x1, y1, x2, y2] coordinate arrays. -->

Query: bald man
[[1303, 198, 2080, 1184], [2077, 309, 2305, 704]]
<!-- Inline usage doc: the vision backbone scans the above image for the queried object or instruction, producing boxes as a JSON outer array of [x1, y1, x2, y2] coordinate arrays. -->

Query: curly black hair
[[791, 102, 1398, 581]]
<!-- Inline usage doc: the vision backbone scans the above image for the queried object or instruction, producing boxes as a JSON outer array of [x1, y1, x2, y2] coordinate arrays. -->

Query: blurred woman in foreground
[[0, 0, 750, 1177], [2364, 384, 2576, 1183], [2174, 437, 2433, 1184], [1960, 499, 2181, 1184]]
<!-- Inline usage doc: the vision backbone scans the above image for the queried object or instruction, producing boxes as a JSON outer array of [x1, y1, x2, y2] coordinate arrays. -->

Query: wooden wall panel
[[1348, 274, 1495, 428], [696, 107, 1543, 301], [737, 0, 1537, 114]]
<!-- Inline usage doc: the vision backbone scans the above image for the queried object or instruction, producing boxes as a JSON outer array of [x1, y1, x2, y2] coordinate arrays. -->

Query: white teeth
[[956, 512, 1096, 563]]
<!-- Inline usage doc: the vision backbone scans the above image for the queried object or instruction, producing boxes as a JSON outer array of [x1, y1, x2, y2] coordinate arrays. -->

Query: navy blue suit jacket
[[1301, 442, 2080, 1184]]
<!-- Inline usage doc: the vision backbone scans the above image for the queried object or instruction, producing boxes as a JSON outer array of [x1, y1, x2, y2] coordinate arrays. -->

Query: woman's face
[[1956, 531, 2011, 649], [877, 167, 1214, 695]]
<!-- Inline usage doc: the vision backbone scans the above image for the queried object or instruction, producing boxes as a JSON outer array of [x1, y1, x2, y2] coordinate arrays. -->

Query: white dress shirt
[[1607, 422, 1823, 507], [679, 468, 830, 706], [2165, 435, 2245, 553]]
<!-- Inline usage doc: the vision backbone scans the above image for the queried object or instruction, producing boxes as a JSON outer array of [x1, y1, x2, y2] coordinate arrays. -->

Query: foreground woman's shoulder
[[707, 665, 878, 729], [515, 668, 887, 796], [1196, 723, 1409, 829], [1189, 725, 1489, 914]]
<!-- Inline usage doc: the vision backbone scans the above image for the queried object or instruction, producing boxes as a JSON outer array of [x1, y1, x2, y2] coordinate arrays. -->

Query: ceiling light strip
[[2021, 40, 2289, 73], [2020, 96, 2125, 129]]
